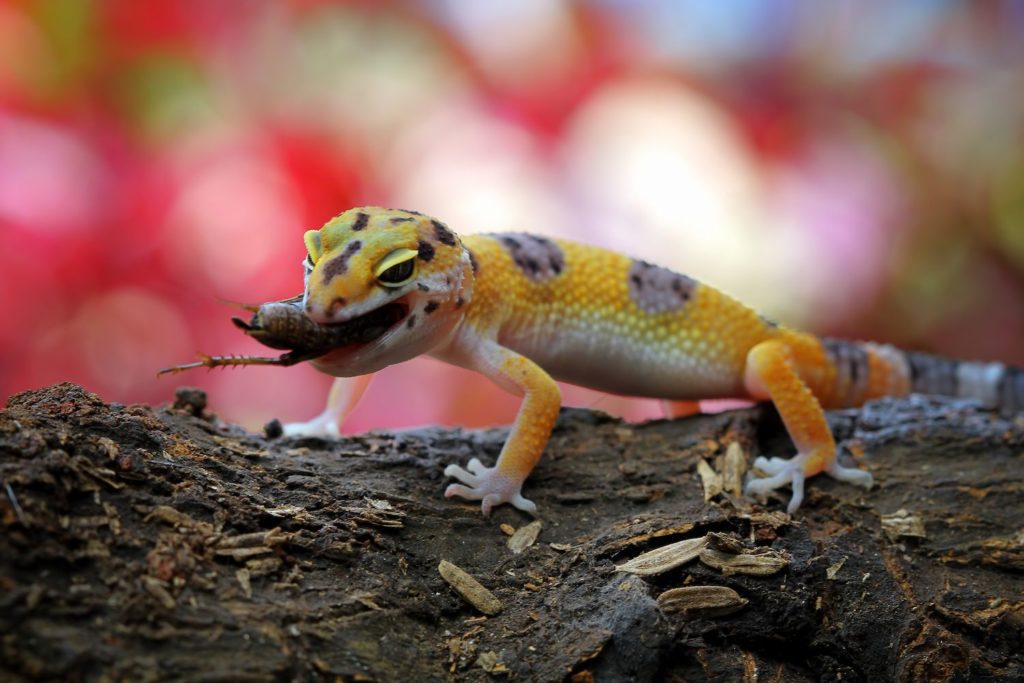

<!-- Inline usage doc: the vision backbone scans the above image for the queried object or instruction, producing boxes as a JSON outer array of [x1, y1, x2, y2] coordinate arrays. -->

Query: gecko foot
[[745, 454, 808, 514], [282, 414, 340, 438], [745, 453, 873, 514], [444, 458, 537, 516]]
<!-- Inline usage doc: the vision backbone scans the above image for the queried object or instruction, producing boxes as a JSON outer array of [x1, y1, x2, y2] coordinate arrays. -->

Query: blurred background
[[2, 0, 1023, 432]]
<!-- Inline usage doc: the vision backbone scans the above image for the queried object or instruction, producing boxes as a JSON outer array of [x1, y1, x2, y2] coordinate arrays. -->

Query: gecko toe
[[786, 470, 806, 514], [826, 461, 874, 489], [510, 493, 537, 515], [443, 465, 479, 486], [445, 483, 480, 500]]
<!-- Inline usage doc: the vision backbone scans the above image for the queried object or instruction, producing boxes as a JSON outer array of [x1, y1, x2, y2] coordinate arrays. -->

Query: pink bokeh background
[[2, 1, 1023, 432]]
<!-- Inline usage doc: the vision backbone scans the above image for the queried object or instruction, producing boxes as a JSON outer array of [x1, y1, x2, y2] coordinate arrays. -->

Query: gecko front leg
[[441, 337, 561, 516], [282, 375, 374, 437]]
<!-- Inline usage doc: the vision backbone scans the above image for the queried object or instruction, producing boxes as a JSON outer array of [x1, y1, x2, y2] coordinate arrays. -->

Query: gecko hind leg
[[741, 339, 874, 514]]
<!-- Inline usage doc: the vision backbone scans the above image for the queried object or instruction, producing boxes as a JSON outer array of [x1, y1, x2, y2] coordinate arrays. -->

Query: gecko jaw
[[333, 300, 409, 345]]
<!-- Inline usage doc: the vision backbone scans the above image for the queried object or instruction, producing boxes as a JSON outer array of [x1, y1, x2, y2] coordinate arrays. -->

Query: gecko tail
[[818, 337, 1023, 413], [904, 351, 1024, 414]]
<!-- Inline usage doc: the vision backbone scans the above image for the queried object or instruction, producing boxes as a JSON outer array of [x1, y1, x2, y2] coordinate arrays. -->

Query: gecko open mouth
[[157, 298, 409, 376], [234, 299, 408, 355], [328, 301, 409, 346]]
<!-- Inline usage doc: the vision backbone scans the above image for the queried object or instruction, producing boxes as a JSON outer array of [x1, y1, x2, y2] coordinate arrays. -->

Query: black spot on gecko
[[424, 301, 439, 314], [417, 283, 430, 292], [418, 240, 435, 262], [455, 296, 465, 308], [627, 259, 695, 314], [905, 351, 958, 396], [467, 248, 479, 275], [406, 315, 417, 329], [391, 216, 414, 223], [321, 240, 363, 283], [351, 212, 369, 231], [492, 232, 565, 282], [670, 278, 691, 300], [821, 338, 869, 407], [399, 208, 423, 216], [432, 220, 457, 246]]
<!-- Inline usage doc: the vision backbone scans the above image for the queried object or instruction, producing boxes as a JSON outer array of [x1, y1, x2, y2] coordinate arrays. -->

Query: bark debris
[[1, 383, 1022, 681]]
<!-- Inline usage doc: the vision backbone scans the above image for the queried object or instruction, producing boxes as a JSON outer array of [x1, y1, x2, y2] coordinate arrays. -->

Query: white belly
[[499, 319, 744, 399]]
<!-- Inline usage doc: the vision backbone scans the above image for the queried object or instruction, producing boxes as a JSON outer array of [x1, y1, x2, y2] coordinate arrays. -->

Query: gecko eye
[[303, 230, 323, 265], [374, 248, 418, 287]]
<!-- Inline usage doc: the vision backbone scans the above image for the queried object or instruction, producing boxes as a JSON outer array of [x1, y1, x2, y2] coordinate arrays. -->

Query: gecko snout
[[305, 297, 347, 323]]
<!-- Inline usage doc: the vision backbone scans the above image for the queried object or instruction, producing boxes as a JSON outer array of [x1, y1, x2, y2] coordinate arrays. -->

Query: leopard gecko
[[288, 206, 1023, 515]]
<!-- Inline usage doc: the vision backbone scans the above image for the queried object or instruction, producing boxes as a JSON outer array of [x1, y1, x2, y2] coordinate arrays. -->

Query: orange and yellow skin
[[295, 207, 918, 515]]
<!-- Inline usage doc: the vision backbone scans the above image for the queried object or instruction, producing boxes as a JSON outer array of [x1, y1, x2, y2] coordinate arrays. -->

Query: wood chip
[[438, 560, 502, 616], [143, 505, 215, 534], [743, 510, 791, 528], [881, 509, 927, 540], [214, 546, 274, 560], [499, 523, 516, 536], [96, 437, 119, 460], [705, 531, 746, 553], [141, 576, 176, 610], [261, 504, 305, 518], [721, 442, 747, 497], [826, 557, 846, 580], [475, 651, 508, 673], [235, 568, 252, 598], [656, 585, 748, 618], [507, 520, 542, 554], [341, 498, 406, 528], [697, 459, 722, 501], [216, 527, 288, 549], [615, 535, 709, 576], [698, 548, 789, 576], [245, 557, 283, 576]]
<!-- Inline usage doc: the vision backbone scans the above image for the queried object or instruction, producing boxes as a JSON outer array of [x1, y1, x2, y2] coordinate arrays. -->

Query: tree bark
[[1, 383, 1022, 682]]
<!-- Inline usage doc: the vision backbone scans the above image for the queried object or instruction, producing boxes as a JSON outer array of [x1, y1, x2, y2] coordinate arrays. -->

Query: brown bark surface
[[1, 383, 1022, 682]]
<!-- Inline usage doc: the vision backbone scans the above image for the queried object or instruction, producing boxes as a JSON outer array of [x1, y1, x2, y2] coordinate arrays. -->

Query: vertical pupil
[[382, 259, 412, 282]]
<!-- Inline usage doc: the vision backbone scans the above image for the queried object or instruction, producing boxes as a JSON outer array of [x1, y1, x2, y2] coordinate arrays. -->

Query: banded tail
[[819, 337, 1024, 413]]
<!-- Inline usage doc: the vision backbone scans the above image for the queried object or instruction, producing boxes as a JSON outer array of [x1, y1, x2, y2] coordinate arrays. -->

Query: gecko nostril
[[328, 298, 347, 318]]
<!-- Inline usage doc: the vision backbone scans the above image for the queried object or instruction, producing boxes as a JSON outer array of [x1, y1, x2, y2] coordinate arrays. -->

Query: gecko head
[[302, 207, 473, 373]]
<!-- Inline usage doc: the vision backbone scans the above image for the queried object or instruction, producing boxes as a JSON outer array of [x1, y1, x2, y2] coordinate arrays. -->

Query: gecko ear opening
[[304, 230, 323, 264]]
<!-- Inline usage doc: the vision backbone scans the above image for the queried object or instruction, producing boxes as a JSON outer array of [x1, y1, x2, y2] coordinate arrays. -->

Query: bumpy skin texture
[[294, 207, 1021, 515]]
